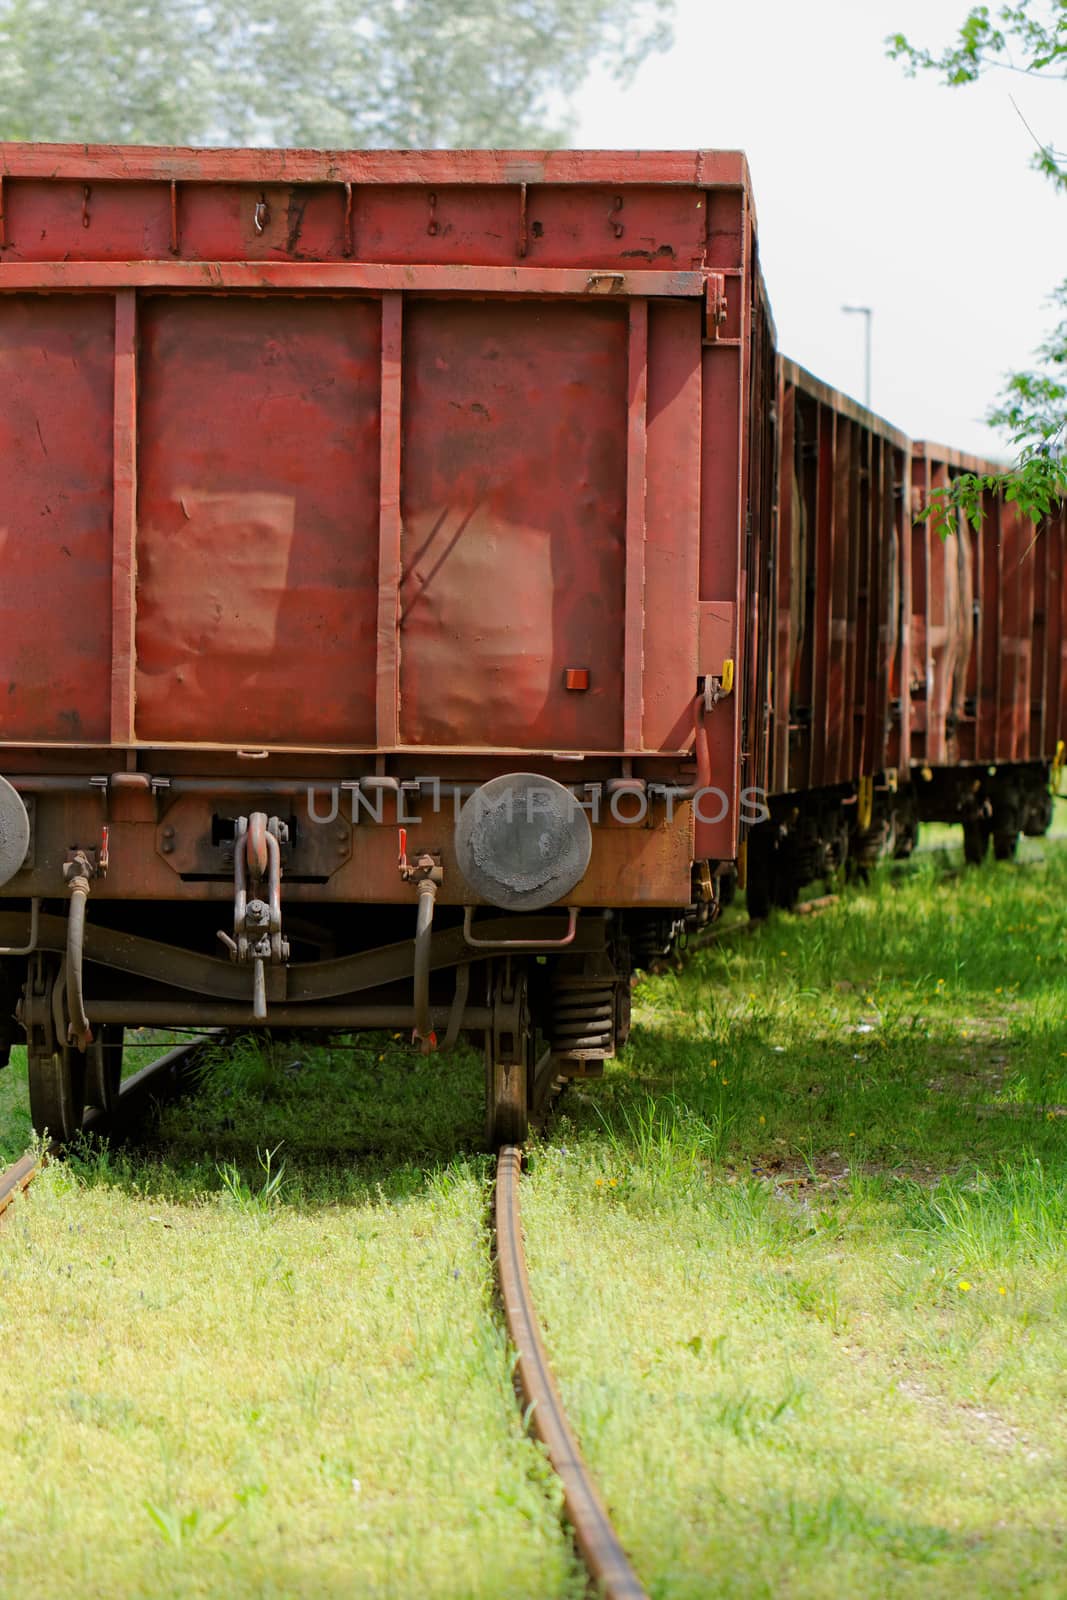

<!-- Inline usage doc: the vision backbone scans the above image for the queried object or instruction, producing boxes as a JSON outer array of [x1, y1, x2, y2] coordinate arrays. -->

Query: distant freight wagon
[[0, 145, 1062, 1141]]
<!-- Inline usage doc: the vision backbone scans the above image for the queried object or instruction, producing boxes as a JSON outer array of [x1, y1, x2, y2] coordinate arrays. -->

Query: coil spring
[[794, 842, 819, 882], [630, 916, 677, 970], [548, 978, 615, 1056]]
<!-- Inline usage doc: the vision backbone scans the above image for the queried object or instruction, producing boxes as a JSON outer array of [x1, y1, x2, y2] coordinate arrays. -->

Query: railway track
[[495, 1144, 648, 1600], [494, 908, 856, 1592], [0, 1039, 205, 1221]]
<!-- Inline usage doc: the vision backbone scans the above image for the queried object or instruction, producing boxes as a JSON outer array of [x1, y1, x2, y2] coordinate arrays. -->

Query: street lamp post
[[842, 304, 873, 411]]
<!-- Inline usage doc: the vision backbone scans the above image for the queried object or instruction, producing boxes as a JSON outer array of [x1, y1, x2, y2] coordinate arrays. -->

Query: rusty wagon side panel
[[910, 443, 1067, 772], [772, 361, 911, 798], [0, 145, 762, 916]]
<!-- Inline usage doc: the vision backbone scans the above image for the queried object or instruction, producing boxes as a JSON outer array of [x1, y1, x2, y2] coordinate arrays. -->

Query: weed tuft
[[216, 1144, 287, 1219]]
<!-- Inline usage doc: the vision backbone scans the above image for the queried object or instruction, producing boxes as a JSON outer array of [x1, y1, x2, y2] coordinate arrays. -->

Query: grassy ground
[[522, 828, 1067, 1597], [0, 815, 1063, 1596], [0, 1038, 581, 1598]]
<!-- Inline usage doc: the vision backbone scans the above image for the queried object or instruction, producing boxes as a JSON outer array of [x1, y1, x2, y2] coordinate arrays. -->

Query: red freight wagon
[[744, 388, 1066, 914], [743, 360, 914, 915], [0, 145, 772, 1141], [907, 442, 1065, 860]]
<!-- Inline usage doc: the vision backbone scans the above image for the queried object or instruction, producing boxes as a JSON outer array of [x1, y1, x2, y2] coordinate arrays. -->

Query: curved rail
[[0, 1038, 206, 1221], [495, 1145, 648, 1600]]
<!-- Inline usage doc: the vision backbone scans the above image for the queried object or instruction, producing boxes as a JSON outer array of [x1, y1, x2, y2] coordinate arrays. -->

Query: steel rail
[[494, 1145, 648, 1600], [0, 1039, 206, 1222]]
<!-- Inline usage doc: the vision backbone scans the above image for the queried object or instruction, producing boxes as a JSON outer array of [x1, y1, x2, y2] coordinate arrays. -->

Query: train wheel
[[773, 854, 801, 913], [963, 817, 991, 865], [485, 1040, 531, 1148], [86, 1025, 125, 1116], [484, 965, 531, 1148], [23, 953, 86, 1142], [27, 1039, 87, 1143]]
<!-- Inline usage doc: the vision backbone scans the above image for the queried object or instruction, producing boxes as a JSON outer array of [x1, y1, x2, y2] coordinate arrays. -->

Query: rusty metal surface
[[771, 362, 908, 799], [136, 295, 383, 747], [1, 784, 693, 907], [0, 142, 751, 194], [0, 1151, 39, 1222], [83, 1001, 493, 1029], [644, 302, 703, 750], [0, 295, 115, 743], [399, 297, 628, 751], [0, 907, 608, 1004], [0, 144, 751, 924], [911, 443, 1067, 769], [0, 261, 708, 295]]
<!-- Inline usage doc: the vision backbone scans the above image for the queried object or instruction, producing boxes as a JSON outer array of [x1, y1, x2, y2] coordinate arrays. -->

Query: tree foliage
[[888, 3, 1066, 533], [0, 0, 672, 149]]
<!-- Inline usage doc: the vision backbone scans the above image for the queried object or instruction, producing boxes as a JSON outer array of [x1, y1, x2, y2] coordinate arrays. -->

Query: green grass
[[0, 817, 1064, 1596], [519, 836, 1067, 1597], [0, 1034, 582, 1598]]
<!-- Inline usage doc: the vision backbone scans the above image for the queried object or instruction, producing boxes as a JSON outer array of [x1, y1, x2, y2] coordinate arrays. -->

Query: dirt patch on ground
[[892, 1376, 1045, 1460], [731, 1150, 977, 1190]]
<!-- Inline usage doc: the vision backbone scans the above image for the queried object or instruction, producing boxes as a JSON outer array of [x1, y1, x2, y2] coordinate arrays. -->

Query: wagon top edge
[[911, 439, 1011, 478], [0, 143, 753, 192], [780, 355, 913, 453]]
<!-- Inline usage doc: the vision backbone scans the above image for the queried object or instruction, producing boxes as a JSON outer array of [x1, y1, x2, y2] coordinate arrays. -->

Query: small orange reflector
[[564, 668, 590, 691]]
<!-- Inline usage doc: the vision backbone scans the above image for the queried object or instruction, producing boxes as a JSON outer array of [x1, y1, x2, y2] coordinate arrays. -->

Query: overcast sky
[[575, 0, 1065, 459]]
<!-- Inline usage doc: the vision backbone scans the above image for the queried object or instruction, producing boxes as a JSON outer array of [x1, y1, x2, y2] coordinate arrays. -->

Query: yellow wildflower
[[957, 1280, 972, 1292]]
